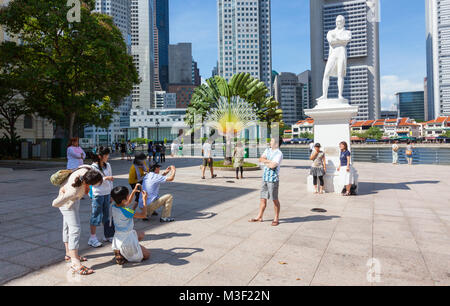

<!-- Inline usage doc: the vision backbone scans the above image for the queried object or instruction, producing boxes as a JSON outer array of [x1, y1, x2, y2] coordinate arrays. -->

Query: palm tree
[[186, 73, 283, 164]]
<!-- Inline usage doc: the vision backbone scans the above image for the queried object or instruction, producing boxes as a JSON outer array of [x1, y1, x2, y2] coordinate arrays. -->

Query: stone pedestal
[[304, 98, 359, 194]]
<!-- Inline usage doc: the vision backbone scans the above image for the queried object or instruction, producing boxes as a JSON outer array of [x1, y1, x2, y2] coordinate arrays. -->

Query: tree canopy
[[0, 0, 139, 137]]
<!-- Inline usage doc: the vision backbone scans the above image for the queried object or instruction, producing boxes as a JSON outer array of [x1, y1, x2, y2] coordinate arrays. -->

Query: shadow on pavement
[[279, 215, 341, 224], [358, 180, 440, 195]]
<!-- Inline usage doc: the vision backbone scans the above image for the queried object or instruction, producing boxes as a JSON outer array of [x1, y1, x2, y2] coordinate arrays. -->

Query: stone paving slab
[[1, 156, 449, 286]]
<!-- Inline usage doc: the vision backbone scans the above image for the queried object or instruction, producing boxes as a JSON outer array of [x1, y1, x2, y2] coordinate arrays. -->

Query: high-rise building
[[154, 0, 169, 91], [310, 0, 381, 121], [217, 0, 272, 92], [131, 0, 155, 109], [192, 59, 201, 86], [85, 0, 133, 145], [169, 43, 193, 85], [298, 70, 314, 113], [396, 91, 425, 122], [274, 73, 304, 126], [424, 77, 430, 121], [212, 62, 219, 77], [168, 84, 197, 109], [426, 0, 450, 119], [154, 91, 177, 109]]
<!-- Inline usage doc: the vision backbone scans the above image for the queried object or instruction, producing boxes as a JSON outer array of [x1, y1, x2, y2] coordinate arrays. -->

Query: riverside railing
[[142, 145, 450, 165]]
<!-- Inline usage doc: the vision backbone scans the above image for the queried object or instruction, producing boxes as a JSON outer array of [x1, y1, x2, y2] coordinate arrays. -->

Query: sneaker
[[103, 237, 113, 243], [160, 217, 175, 223], [88, 237, 103, 248]]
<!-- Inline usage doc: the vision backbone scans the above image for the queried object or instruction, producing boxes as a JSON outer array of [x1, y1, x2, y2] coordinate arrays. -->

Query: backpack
[[50, 166, 92, 187]]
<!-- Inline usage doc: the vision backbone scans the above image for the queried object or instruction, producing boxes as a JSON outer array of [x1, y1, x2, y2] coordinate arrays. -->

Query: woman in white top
[[66, 138, 86, 170], [88, 147, 115, 248]]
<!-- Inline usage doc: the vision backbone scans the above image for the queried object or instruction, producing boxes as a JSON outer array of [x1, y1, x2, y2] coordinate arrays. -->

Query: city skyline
[[170, 0, 426, 111]]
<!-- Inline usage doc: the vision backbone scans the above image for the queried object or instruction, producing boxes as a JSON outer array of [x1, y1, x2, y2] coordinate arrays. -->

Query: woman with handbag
[[405, 141, 414, 166]]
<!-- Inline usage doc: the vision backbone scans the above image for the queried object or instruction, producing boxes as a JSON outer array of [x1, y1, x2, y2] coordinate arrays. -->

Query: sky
[[169, 0, 427, 111]]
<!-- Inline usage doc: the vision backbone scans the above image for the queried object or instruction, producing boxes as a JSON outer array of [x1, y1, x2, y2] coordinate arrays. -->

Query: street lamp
[[156, 120, 160, 142]]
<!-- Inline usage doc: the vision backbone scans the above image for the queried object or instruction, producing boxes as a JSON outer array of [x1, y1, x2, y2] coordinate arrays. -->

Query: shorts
[[203, 158, 213, 168], [261, 181, 279, 201]]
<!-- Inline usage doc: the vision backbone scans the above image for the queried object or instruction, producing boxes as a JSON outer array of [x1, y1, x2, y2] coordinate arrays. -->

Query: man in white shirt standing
[[250, 138, 284, 227], [392, 140, 399, 165], [201, 139, 217, 180]]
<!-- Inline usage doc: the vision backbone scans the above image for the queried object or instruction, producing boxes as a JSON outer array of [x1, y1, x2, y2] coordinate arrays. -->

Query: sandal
[[71, 265, 94, 276], [65, 255, 88, 263], [249, 218, 263, 223], [114, 250, 127, 266], [271, 221, 280, 227]]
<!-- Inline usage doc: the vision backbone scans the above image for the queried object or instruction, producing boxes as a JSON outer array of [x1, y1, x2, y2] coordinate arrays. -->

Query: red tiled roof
[[352, 121, 364, 127], [373, 119, 385, 126], [362, 120, 375, 126]]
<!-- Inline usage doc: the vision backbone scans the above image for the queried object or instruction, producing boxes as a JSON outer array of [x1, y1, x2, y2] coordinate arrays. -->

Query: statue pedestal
[[304, 98, 359, 194]]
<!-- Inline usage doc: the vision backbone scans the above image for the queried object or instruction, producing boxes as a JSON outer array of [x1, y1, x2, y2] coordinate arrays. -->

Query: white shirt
[[91, 163, 113, 196], [203, 143, 212, 158], [262, 148, 283, 182]]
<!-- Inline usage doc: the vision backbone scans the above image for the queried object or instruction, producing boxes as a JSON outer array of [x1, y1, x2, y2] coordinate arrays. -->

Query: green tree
[[0, 0, 139, 138], [442, 130, 450, 138], [300, 132, 314, 140], [351, 127, 384, 141], [0, 41, 32, 156], [365, 127, 384, 140]]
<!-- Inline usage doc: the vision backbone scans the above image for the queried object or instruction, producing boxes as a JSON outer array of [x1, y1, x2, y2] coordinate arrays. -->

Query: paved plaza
[[0, 157, 449, 286]]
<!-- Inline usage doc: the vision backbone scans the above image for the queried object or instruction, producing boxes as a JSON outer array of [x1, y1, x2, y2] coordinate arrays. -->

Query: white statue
[[319, 15, 352, 101]]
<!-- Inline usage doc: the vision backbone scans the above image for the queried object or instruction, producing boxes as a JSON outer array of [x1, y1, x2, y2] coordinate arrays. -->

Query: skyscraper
[[298, 70, 313, 114], [169, 43, 193, 85], [217, 0, 272, 92], [310, 0, 381, 121], [426, 0, 450, 119], [274, 73, 303, 126], [131, 0, 155, 109], [192, 59, 201, 86], [396, 91, 425, 122], [154, 0, 170, 91]]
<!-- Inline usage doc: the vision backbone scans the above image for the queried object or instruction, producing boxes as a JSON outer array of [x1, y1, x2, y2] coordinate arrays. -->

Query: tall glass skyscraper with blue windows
[[154, 0, 169, 91], [396, 91, 425, 122]]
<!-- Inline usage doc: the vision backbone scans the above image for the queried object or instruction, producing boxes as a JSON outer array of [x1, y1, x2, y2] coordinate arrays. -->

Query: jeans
[[90, 195, 115, 239], [154, 152, 161, 164], [60, 200, 81, 250]]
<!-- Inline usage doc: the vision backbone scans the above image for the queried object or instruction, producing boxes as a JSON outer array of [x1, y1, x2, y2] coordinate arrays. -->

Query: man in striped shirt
[[250, 138, 284, 227]]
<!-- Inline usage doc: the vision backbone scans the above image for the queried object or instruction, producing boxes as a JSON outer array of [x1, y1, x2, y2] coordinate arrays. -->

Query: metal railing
[[132, 145, 450, 165]]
